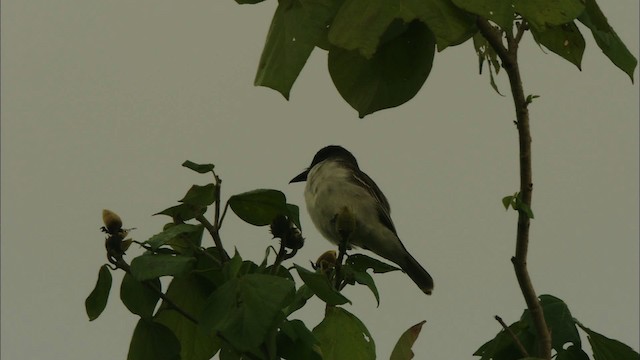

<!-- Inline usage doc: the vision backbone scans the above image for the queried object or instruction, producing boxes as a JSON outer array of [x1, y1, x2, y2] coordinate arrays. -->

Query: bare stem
[[476, 17, 551, 360], [197, 214, 229, 262]]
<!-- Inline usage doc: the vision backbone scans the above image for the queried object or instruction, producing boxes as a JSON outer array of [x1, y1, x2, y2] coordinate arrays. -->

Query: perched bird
[[290, 145, 434, 295]]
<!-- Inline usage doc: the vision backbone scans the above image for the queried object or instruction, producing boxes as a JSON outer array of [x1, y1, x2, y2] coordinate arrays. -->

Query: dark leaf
[[130, 253, 196, 281], [120, 273, 161, 319], [85, 265, 112, 321], [180, 183, 217, 207], [228, 189, 290, 226], [329, 20, 435, 118], [514, 0, 585, 30], [294, 264, 350, 306], [531, 22, 585, 69], [346, 254, 400, 273], [145, 224, 204, 251], [522, 295, 581, 351], [127, 318, 181, 360], [154, 204, 206, 222], [277, 319, 322, 360], [451, 0, 514, 30], [313, 306, 376, 360], [576, 321, 640, 360], [557, 345, 591, 360], [182, 160, 215, 174]]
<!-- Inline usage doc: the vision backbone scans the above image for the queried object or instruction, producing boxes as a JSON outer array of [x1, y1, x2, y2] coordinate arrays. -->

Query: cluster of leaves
[[86, 161, 426, 360], [241, 0, 636, 117], [475, 295, 639, 360]]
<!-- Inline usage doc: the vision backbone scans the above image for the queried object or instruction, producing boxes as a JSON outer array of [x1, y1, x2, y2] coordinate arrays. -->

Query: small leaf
[[313, 307, 376, 360], [120, 273, 161, 319], [127, 318, 181, 360], [502, 195, 515, 210], [228, 189, 290, 226], [294, 264, 350, 306], [390, 321, 426, 360], [346, 265, 381, 306], [130, 253, 196, 281], [182, 160, 214, 174], [576, 321, 640, 360], [85, 265, 112, 321], [286, 203, 302, 230], [284, 284, 315, 316], [180, 184, 217, 207]]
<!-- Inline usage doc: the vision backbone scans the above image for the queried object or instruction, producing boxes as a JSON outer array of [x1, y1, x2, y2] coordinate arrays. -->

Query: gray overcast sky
[[1, 1, 638, 359]]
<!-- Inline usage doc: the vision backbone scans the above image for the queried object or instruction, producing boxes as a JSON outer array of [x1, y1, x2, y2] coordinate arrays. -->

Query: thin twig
[[197, 214, 229, 262], [476, 16, 551, 360], [514, 21, 529, 45], [495, 315, 529, 358]]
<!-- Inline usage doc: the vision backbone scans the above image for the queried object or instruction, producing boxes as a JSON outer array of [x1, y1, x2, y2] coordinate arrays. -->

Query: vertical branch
[[476, 18, 551, 360]]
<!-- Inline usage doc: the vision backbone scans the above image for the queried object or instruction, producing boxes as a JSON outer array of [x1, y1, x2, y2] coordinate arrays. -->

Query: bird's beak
[[289, 169, 309, 183]]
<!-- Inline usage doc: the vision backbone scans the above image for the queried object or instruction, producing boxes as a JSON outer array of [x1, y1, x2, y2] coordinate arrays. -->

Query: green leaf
[[474, 320, 536, 360], [200, 274, 296, 351], [154, 204, 206, 222], [451, 0, 514, 30], [130, 253, 196, 281], [342, 264, 380, 306], [155, 276, 221, 360], [514, 0, 585, 30], [294, 264, 350, 305], [347, 254, 400, 273], [145, 223, 204, 251], [578, 0, 637, 82], [284, 284, 315, 316], [329, 20, 435, 118], [390, 321, 426, 360], [85, 265, 112, 321], [180, 183, 217, 207], [277, 319, 322, 360], [531, 22, 585, 69], [182, 160, 215, 174], [328, 0, 398, 58], [255, 0, 339, 99], [502, 195, 515, 210], [228, 189, 290, 226], [522, 295, 581, 351], [396, 0, 476, 50], [127, 318, 181, 360], [236, 0, 266, 4], [313, 307, 376, 360], [286, 203, 302, 230], [557, 345, 590, 360], [120, 273, 161, 319], [576, 322, 640, 360]]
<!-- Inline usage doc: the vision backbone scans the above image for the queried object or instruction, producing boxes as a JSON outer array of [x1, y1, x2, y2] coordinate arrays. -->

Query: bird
[[290, 145, 434, 295]]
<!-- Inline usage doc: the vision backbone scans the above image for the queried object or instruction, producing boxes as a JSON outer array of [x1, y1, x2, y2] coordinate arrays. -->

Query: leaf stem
[[476, 17, 551, 360], [495, 315, 529, 358]]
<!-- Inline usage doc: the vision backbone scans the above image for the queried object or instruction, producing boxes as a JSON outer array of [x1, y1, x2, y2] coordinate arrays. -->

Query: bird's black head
[[289, 145, 358, 183]]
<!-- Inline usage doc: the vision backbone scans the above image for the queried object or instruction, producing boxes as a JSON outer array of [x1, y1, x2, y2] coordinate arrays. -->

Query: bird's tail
[[399, 253, 434, 295]]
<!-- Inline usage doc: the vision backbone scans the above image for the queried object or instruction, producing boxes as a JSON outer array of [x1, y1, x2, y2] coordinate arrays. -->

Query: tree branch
[[495, 315, 529, 358], [476, 17, 551, 360], [197, 214, 229, 262]]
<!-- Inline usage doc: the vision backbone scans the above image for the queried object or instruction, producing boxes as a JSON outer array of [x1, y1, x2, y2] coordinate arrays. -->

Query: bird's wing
[[351, 170, 398, 235]]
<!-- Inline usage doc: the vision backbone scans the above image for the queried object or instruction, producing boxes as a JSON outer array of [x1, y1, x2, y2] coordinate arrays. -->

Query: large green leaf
[[228, 189, 292, 226], [522, 294, 581, 352], [127, 318, 181, 360], [155, 276, 221, 360], [255, 0, 339, 99], [390, 321, 426, 360], [576, 322, 640, 360], [329, 20, 436, 118], [514, 0, 585, 30], [200, 274, 296, 351], [397, 0, 476, 50], [451, 0, 514, 30], [578, 0, 637, 82], [85, 264, 112, 321], [531, 22, 585, 69], [130, 253, 196, 281], [313, 307, 376, 360], [294, 264, 350, 305], [120, 273, 161, 319], [277, 319, 322, 360]]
